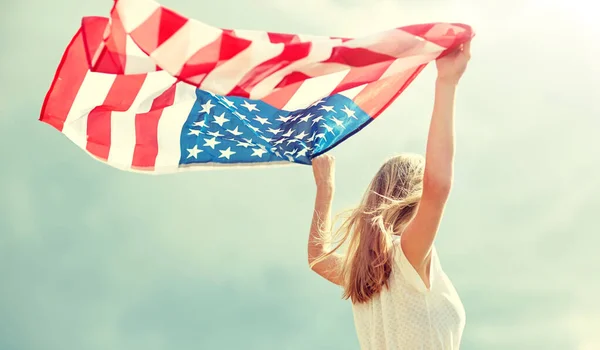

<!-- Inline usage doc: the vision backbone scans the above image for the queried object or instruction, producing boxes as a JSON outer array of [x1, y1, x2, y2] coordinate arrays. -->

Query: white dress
[[351, 237, 466, 349]]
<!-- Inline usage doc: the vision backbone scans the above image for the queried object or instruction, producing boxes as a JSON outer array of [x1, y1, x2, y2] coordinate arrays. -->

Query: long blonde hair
[[312, 154, 425, 304]]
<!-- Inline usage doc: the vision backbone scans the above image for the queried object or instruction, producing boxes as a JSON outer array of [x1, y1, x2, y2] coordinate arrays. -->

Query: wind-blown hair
[[312, 154, 425, 304]]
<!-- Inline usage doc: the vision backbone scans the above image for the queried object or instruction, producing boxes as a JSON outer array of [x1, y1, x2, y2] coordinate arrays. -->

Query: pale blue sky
[[1, 0, 599, 349]]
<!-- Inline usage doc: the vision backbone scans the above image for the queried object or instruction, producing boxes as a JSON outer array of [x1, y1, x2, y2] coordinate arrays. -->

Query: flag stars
[[200, 100, 215, 114], [253, 115, 271, 125], [296, 148, 308, 157], [204, 137, 221, 149], [276, 115, 292, 123], [188, 129, 202, 136], [295, 130, 308, 139], [341, 105, 357, 119], [331, 116, 345, 128], [267, 127, 283, 135], [233, 111, 248, 120], [193, 120, 207, 128], [219, 147, 236, 159], [226, 126, 243, 136], [251, 148, 267, 158], [207, 130, 224, 137], [319, 105, 335, 112], [186, 145, 203, 159], [311, 116, 324, 126], [213, 112, 230, 127], [241, 100, 259, 112], [248, 125, 262, 134]]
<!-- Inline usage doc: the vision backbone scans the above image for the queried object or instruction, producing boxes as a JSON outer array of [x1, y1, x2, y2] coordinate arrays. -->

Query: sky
[[1, 0, 599, 349]]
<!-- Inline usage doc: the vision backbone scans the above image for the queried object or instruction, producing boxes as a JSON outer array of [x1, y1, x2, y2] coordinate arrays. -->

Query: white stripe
[[380, 49, 441, 80], [150, 20, 222, 78], [62, 72, 116, 149], [106, 71, 177, 169], [153, 83, 198, 173], [281, 69, 348, 111], [338, 83, 368, 100], [124, 35, 158, 74], [249, 38, 343, 100], [116, 0, 161, 33], [199, 31, 284, 95]]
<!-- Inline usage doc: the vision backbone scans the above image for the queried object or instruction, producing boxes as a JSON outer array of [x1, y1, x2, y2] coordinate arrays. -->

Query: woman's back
[[351, 237, 465, 350]]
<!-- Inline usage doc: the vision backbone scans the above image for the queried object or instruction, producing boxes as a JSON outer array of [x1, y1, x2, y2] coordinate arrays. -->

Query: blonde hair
[[312, 154, 425, 304]]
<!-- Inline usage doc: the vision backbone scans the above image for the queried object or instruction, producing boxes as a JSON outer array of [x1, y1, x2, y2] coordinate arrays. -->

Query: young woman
[[308, 40, 472, 349]]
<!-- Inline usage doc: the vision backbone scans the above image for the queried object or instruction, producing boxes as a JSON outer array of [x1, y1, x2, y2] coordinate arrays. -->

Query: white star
[[226, 126, 243, 136], [319, 105, 335, 112], [341, 105, 357, 119], [310, 98, 326, 107], [287, 139, 299, 145], [296, 148, 308, 157], [300, 113, 314, 123], [243, 138, 254, 145], [331, 116, 345, 128], [276, 115, 292, 123], [248, 125, 262, 134], [307, 131, 317, 142], [236, 141, 252, 148], [260, 135, 273, 142], [282, 129, 294, 137], [267, 127, 283, 135], [207, 130, 224, 137], [323, 124, 334, 133], [251, 148, 267, 157], [213, 112, 230, 127], [186, 145, 203, 159], [315, 133, 326, 140], [200, 100, 215, 114], [233, 111, 247, 120], [188, 129, 202, 136], [285, 148, 298, 156], [219, 147, 236, 159], [203, 137, 221, 149], [295, 130, 308, 139], [193, 120, 207, 128], [275, 151, 282, 158], [273, 138, 286, 145], [291, 114, 303, 122], [221, 97, 236, 109], [311, 116, 324, 125], [241, 100, 259, 112], [253, 115, 271, 125]]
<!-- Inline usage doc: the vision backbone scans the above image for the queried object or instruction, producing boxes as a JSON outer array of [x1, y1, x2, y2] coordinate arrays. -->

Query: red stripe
[[331, 60, 393, 95], [40, 18, 107, 131], [130, 7, 188, 53], [325, 46, 395, 67], [131, 84, 177, 169], [353, 65, 426, 119], [234, 42, 312, 94], [178, 32, 251, 86], [86, 74, 146, 160], [261, 81, 303, 109], [267, 32, 300, 44]]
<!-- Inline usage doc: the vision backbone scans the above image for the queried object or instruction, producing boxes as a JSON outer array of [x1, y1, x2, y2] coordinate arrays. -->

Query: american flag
[[40, 0, 473, 174]]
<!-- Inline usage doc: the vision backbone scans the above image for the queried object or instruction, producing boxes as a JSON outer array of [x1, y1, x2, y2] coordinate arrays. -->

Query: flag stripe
[[40, 30, 91, 132], [131, 83, 177, 169], [86, 74, 147, 160], [154, 83, 198, 172], [106, 71, 176, 169]]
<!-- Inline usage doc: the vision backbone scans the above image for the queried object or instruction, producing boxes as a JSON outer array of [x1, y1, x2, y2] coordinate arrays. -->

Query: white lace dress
[[351, 237, 466, 349]]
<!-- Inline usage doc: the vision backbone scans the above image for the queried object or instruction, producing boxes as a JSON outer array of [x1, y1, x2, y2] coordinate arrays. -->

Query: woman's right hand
[[311, 154, 335, 194], [436, 39, 472, 85]]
